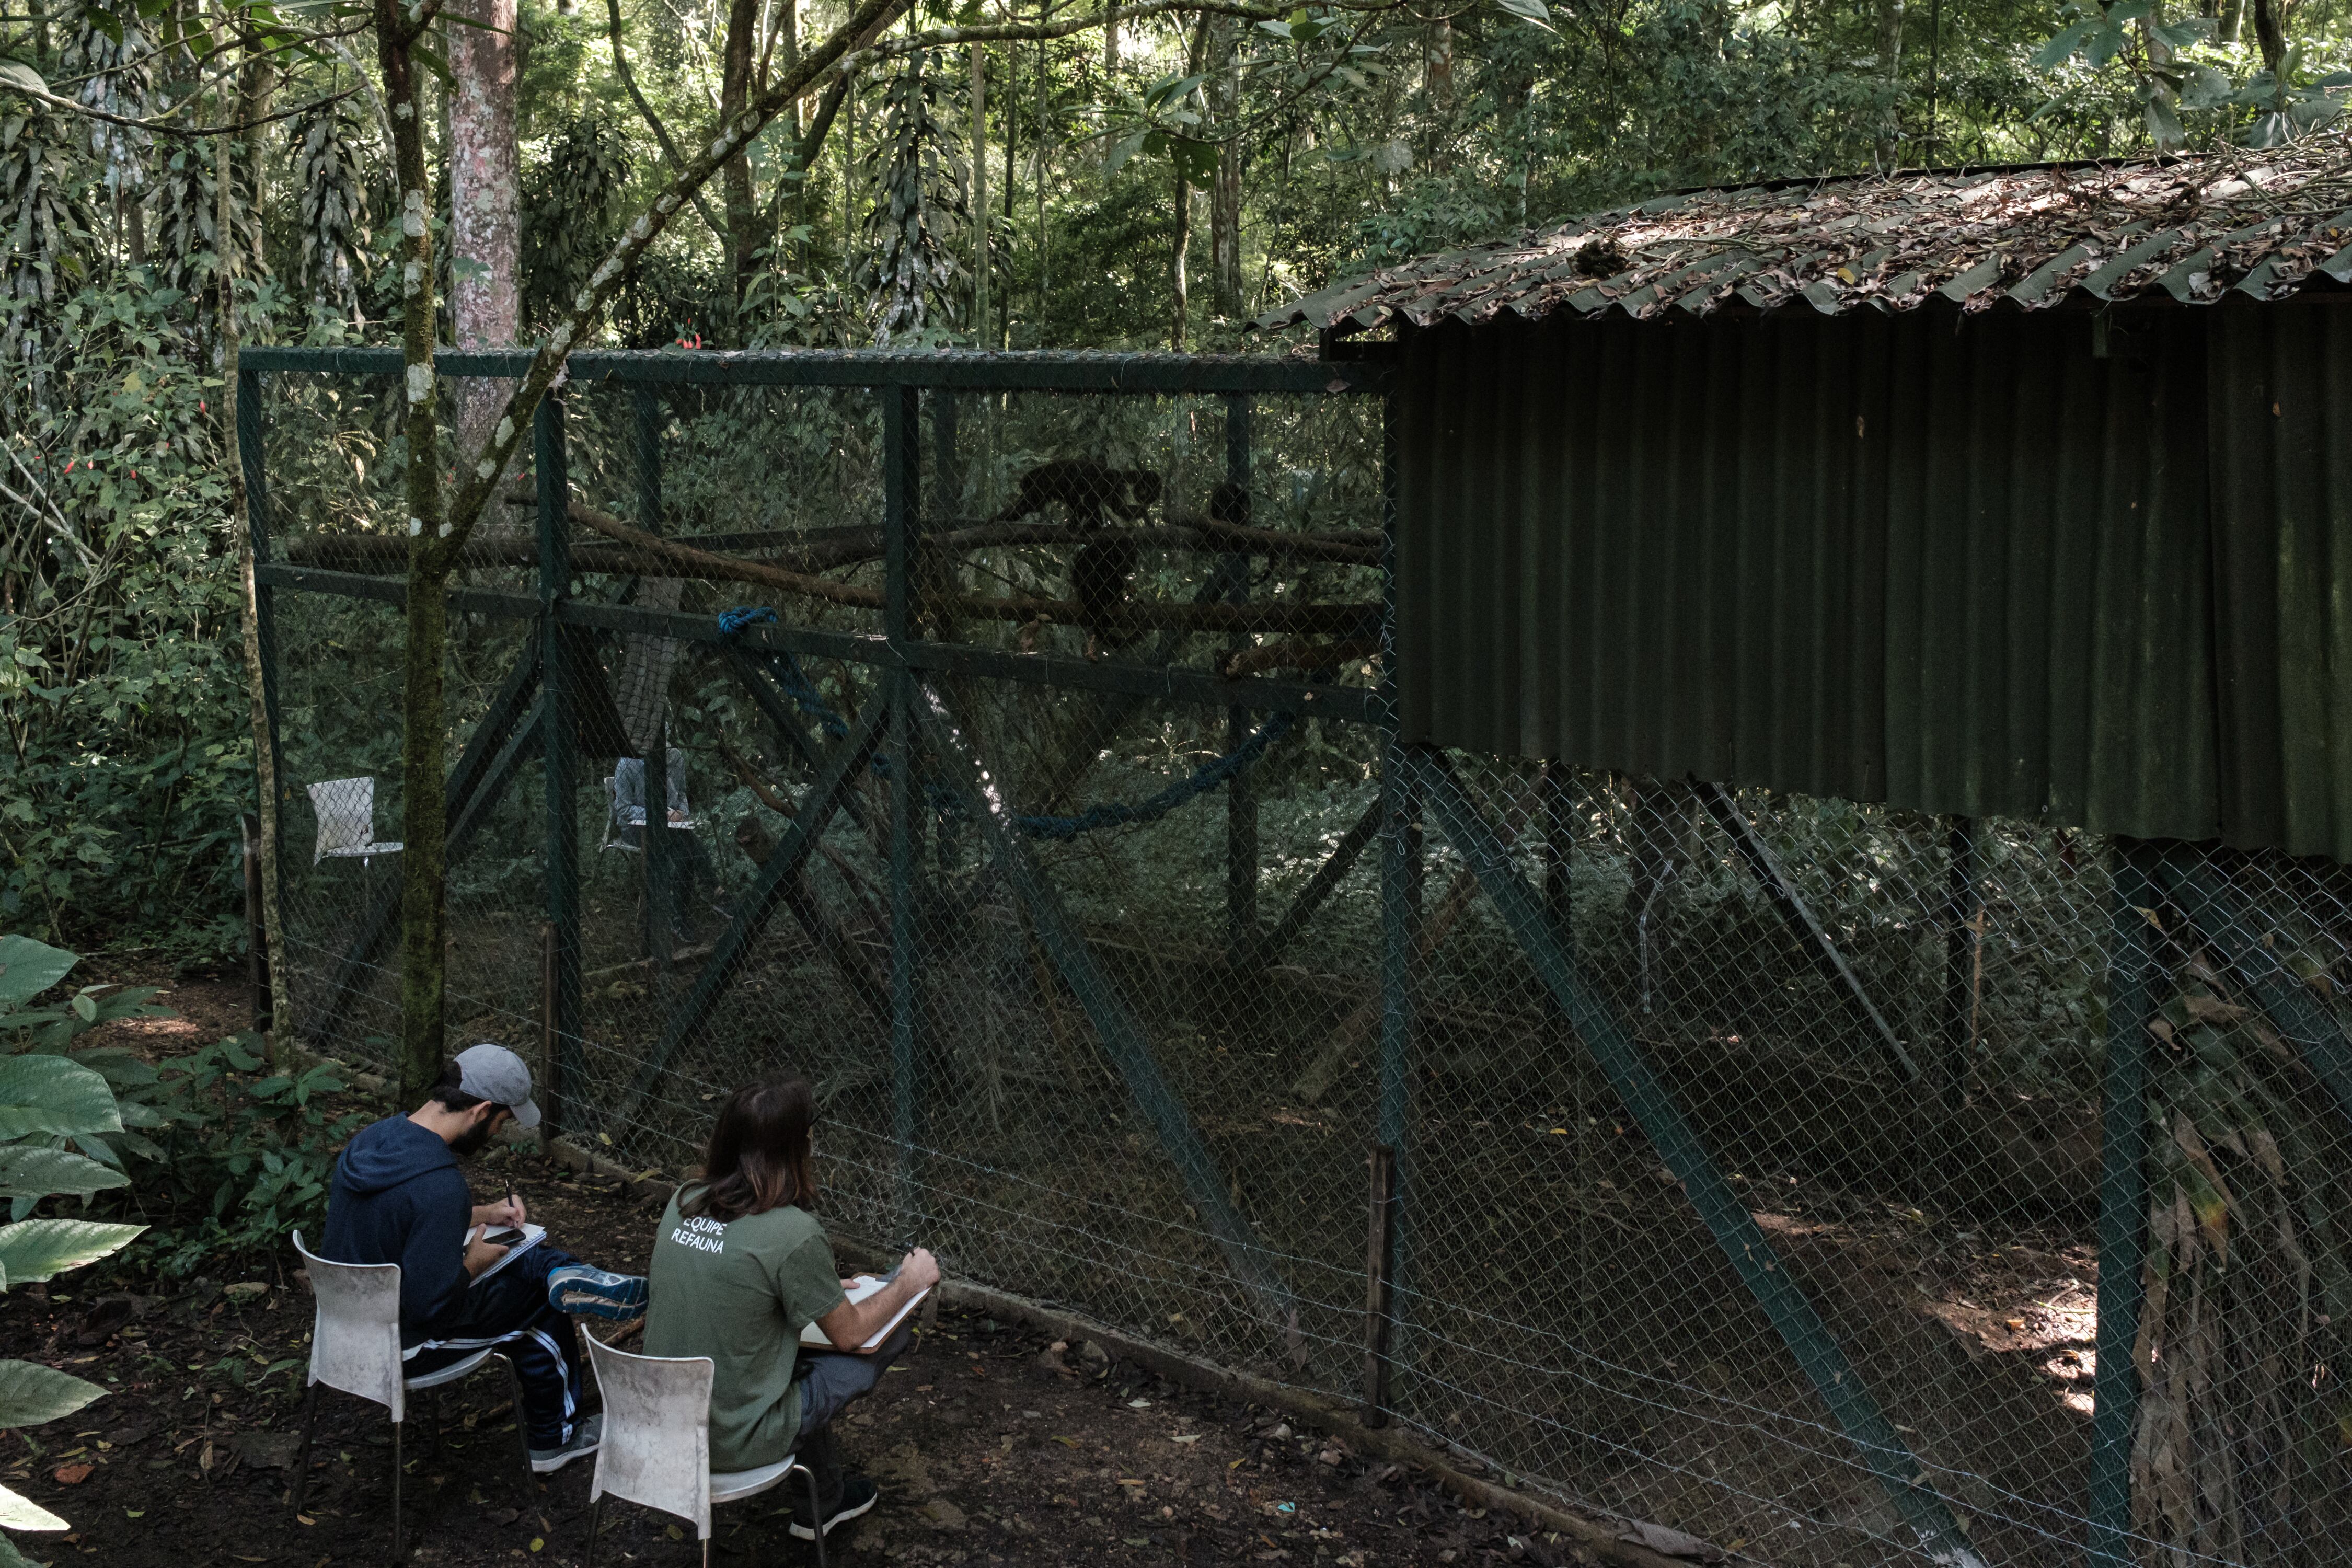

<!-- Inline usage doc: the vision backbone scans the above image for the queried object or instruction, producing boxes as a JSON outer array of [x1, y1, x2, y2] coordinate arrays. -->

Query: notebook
[[801, 1272, 930, 1353], [468, 1222, 547, 1286]]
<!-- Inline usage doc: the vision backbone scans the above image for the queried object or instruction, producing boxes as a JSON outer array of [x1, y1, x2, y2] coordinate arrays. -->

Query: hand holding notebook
[[802, 1248, 939, 1354]]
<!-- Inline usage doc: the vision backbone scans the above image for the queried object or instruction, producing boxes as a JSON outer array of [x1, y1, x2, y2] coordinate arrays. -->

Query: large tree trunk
[[449, 0, 522, 491], [1209, 22, 1242, 320], [722, 0, 760, 320], [1873, 0, 1905, 170], [2251, 0, 2286, 76], [378, 0, 453, 1099], [1424, 15, 1452, 172], [1170, 14, 1210, 349], [971, 44, 989, 341]]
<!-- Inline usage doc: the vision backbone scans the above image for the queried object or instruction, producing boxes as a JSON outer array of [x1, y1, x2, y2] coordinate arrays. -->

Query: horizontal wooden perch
[[283, 509, 1380, 636]]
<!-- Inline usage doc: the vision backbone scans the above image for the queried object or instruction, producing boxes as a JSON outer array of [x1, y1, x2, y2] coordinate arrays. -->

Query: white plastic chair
[[289, 1230, 531, 1559], [307, 777, 404, 867], [601, 750, 697, 852], [582, 1332, 827, 1568]]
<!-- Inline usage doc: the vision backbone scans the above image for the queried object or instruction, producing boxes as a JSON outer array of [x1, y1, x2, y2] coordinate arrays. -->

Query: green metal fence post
[[1375, 391, 1418, 1394], [635, 386, 672, 966], [1225, 394, 1259, 965], [886, 382, 923, 1232], [537, 395, 583, 1135], [2087, 839, 2161, 1568], [1409, 748, 1987, 1568]]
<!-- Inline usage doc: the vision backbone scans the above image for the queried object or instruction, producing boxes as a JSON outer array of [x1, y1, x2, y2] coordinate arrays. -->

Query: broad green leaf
[[65, 995, 93, 1025], [1495, 0, 1557, 32], [0, 1218, 145, 1286], [0, 1481, 67, 1536], [0, 1359, 107, 1430], [0, 937, 74, 1011], [2085, 19, 2128, 68], [2181, 66, 2234, 110], [0, 1147, 129, 1199], [2146, 96, 2186, 152], [2032, 20, 2095, 69], [0, 60, 48, 100], [2106, 0, 2153, 21], [2151, 17, 2212, 49], [0, 1058, 120, 1141], [67, 1047, 158, 1089], [2245, 109, 2292, 148]]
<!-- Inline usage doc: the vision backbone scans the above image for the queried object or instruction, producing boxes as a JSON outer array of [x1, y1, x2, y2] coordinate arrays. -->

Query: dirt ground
[[10, 962, 1570, 1568]]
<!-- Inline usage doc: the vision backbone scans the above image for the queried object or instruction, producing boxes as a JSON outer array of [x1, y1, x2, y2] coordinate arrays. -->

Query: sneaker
[[788, 1473, 879, 1539], [547, 1265, 649, 1320], [528, 1413, 602, 1474]]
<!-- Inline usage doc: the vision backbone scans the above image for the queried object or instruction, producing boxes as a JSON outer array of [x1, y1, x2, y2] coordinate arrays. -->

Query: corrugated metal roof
[[1259, 145, 2352, 333]]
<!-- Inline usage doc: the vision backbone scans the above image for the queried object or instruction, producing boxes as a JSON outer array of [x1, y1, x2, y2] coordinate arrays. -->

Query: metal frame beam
[[2086, 840, 2161, 1568], [252, 564, 1377, 723], [237, 345, 1391, 396], [1237, 794, 1382, 972], [1405, 746, 1985, 1568], [1694, 779, 1919, 1083], [627, 694, 892, 1119], [915, 678, 1296, 1325]]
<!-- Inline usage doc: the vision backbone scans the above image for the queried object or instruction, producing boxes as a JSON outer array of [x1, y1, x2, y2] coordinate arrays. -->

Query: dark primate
[[1073, 533, 1141, 659], [989, 459, 1162, 525], [1208, 478, 1250, 528]]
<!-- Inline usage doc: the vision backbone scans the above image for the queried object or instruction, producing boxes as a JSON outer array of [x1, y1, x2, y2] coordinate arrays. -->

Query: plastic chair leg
[[290, 1381, 322, 1514], [391, 1418, 405, 1562], [583, 1495, 604, 1568], [498, 1353, 534, 1500]]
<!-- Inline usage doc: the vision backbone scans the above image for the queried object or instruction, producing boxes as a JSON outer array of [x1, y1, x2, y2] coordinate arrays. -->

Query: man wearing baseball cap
[[320, 1043, 647, 1472]]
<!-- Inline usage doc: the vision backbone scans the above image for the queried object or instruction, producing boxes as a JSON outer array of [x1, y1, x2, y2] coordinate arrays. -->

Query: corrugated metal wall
[[2208, 299, 2352, 863], [1394, 306, 2238, 844]]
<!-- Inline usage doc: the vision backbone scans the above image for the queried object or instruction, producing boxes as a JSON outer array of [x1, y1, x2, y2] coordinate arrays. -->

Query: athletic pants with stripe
[[405, 1245, 585, 1450]]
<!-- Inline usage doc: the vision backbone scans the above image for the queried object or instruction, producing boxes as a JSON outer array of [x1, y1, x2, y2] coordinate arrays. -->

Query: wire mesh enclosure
[[243, 347, 2352, 1568]]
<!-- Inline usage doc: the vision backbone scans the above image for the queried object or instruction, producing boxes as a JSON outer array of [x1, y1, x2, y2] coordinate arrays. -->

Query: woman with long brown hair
[[644, 1075, 938, 1542]]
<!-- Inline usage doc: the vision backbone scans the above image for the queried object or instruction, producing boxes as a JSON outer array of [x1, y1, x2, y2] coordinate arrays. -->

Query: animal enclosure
[[244, 346, 2352, 1568]]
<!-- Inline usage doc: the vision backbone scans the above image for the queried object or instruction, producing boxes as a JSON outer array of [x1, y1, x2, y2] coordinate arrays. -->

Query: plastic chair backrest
[[583, 1334, 716, 1539], [308, 777, 376, 861], [291, 1229, 408, 1421]]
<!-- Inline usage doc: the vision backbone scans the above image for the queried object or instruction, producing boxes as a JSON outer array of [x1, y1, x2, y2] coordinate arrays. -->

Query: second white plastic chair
[[289, 1230, 532, 1559], [582, 1332, 827, 1568]]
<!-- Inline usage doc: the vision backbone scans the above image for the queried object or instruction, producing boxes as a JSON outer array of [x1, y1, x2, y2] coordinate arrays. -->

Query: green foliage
[[123, 1036, 368, 1279], [522, 112, 632, 330], [857, 53, 970, 346], [1, 272, 250, 955], [289, 101, 373, 315], [0, 936, 146, 1555]]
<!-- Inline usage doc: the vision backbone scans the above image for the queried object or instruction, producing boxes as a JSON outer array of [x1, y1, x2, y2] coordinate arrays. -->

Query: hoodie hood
[[335, 1115, 459, 1196]]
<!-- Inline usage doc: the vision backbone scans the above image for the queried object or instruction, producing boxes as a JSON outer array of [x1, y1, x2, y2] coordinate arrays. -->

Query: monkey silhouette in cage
[[988, 459, 1163, 528], [991, 460, 1167, 660]]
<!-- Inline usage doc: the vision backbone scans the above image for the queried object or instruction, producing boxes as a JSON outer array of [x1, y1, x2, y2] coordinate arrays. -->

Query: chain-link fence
[[244, 348, 2352, 1568]]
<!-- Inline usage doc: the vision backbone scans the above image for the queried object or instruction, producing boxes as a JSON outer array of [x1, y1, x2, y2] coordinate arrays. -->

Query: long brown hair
[[681, 1076, 818, 1223]]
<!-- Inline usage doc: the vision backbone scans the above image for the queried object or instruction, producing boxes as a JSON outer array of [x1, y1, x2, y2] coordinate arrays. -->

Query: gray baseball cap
[[453, 1042, 541, 1128]]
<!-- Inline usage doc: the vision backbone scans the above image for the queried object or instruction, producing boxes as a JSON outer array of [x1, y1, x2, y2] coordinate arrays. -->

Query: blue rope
[[719, 604, 1295, 840]]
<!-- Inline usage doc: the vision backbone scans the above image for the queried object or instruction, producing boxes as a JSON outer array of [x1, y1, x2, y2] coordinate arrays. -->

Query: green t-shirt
[[643, 1187, 849, 1473]]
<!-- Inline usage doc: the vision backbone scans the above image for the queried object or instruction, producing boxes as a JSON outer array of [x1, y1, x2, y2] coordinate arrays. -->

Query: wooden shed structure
[[1262, 145, 2352, 1568], [1261, 148, 2352, 863]]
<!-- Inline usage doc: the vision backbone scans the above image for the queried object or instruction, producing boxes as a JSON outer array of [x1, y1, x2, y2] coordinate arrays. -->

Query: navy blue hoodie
[[320, 1117, 474, 1344]]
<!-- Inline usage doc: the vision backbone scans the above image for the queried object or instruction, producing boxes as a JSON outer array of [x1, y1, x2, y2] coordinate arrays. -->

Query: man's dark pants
[[404, 1245, 586, 1449], [789, 1320, 915, 1517]]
